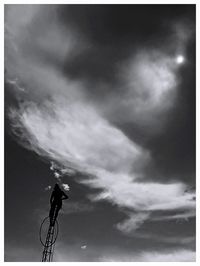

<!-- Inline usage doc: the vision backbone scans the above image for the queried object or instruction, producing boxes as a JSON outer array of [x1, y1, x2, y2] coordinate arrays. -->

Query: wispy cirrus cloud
[[5, 4, 195, 240], [9, 99, 195, 234]]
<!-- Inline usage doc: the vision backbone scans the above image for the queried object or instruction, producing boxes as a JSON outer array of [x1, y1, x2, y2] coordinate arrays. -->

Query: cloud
[[54, 171, 61, 179], [9, 100, 195, 234], [93, 21, 194, 135], [5, 5, 195, 236], [100, 249, 195, 262], [151, 209, 195, 222], [61, 183, 70, 191], [8, 69, 195, 234], [85, 173, 195, 211], [5, 242, 195, 262], [53, 239, 195, 262], [9, 99, 148, 175], [5, 5, 86, 103], [116, 212, 150, 233], [138, 249, 195, 262], [103, 50, 180, 133]]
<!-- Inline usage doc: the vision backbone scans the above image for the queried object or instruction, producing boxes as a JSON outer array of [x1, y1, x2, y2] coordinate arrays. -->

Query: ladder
[[41, 206, 58, 262], [41, 225, 56, 262]]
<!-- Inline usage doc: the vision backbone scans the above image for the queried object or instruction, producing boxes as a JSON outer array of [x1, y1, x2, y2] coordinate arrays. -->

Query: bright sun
[[176, 55, 185, 64]]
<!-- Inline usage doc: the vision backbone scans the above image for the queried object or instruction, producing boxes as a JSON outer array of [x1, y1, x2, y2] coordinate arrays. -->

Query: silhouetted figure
[[49, 184, 68, 226]]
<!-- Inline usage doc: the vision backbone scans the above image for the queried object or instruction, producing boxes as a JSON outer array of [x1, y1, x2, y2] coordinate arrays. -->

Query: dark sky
[[5, 4, 195, 262]]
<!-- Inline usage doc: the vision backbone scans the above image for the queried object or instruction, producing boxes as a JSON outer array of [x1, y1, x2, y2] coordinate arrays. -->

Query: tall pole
[[40, 208, 59, 262]]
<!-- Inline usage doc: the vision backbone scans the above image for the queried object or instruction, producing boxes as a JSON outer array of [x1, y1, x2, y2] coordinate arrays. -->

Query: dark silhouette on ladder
[[40, 183, 69, 262], [49, 184, 68, 226]]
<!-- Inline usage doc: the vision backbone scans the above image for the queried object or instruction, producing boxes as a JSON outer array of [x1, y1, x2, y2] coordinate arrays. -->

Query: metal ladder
[[41, 206, 58, 262]]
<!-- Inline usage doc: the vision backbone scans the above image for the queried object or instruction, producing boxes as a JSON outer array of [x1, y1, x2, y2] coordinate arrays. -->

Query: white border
[[0, 1, 198, 265], [1, 0, 199, 4]]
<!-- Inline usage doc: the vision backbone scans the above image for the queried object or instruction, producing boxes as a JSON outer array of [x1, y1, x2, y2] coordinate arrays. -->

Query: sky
[[4, 4, 196, 262]]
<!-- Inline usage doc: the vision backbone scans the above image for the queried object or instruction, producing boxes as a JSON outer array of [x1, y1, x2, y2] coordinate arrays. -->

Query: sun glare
[[176, 55, 185, 64]]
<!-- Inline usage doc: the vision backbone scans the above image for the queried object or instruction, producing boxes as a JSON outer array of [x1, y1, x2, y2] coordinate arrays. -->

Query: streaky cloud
[[5, 5, 195, 236]]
